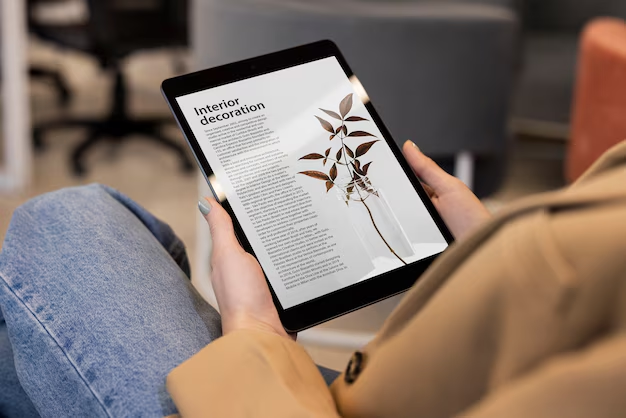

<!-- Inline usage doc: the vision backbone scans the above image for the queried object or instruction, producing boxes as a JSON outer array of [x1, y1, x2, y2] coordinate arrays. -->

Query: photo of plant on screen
[[297, 93, 413, 265]]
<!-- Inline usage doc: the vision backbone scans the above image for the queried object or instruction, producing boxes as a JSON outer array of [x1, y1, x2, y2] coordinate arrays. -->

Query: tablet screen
[[176, 57, 448, 309]]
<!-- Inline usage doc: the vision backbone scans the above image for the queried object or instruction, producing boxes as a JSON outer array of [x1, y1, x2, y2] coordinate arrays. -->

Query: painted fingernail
[[198, 199, 211, 216]]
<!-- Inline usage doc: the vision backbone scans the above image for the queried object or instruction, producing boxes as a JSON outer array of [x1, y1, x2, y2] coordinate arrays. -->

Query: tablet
[[162, 40, 453, 332]]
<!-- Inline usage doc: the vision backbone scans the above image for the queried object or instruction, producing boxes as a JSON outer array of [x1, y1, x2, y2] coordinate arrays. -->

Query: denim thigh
[[0, 184, 221, 417]]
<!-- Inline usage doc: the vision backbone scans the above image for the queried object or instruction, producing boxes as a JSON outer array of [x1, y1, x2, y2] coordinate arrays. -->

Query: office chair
[[29, 67, 72, 106], [0, 0, 73, 107], [32, 0, 193, 175]]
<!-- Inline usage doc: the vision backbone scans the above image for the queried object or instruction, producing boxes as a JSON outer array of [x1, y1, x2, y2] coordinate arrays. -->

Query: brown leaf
[[298, 171, 330, 181], [347, 185, 354, 193], [320, 109, 342, 120], [355, 178, 378, 196], [345, 145, 354, 158], [365, 187, 378, 197], [347, 131, 375, 138], [353, 159, 365, 176], [325, 148, 331, 157], [299, 153, 325, 160], [342, 125, 347, 135], [345, 116, 368, 122], [326, 181, 334, 192], [329, 134, 335, 141], [323, 158, 327, 166], [330, 163, 337, 181], [339, 94, 353, 118], [336, 148, 343, 161], [364, 177, 377, 195], [315, 116, 335, 134], [355, 140, 379, 157], [362, 162, 372, 175], [335, 126, 342, 134]]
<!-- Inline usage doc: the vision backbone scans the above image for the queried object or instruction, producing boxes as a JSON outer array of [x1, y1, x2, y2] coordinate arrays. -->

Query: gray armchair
[[192, 0, 518, 197]]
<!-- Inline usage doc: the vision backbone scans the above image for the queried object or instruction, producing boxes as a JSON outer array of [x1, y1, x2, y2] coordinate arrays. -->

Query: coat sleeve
[[166, 329, 341, 417], [461, 336, 626, 418]]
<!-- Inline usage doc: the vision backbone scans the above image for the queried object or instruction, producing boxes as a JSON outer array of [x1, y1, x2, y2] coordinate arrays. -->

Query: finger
[[198, 197, 240, 250], [403, 140, 458, 193], [420, 181, 437, 199]]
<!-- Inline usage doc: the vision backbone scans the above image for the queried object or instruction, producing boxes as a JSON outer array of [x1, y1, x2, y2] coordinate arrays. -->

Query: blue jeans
[[0, 184, 339, 417]]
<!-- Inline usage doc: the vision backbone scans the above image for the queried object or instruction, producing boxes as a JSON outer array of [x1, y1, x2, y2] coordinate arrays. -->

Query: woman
[[1, 141, 625, 417]]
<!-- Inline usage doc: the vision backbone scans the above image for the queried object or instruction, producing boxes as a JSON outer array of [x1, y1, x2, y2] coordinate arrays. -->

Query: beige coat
[[167, 141, 626, 417]]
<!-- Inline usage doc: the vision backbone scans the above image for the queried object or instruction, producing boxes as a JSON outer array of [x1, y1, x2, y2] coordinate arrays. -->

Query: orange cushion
[[567, 18, 626, 182]]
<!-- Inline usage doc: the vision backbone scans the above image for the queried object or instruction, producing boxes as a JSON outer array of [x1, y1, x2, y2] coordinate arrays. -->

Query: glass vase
[[333, 176, 414, 265]]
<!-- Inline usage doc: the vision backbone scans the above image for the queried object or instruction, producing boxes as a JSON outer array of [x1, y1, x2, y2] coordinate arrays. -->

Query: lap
[[0, 185, 221, 417]]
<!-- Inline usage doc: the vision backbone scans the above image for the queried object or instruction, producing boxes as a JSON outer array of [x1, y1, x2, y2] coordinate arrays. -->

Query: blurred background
[[1, 0, 625, 370]]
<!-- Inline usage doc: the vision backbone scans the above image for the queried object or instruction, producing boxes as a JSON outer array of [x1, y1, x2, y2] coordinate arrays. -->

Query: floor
[[0, 40, 568, 372]]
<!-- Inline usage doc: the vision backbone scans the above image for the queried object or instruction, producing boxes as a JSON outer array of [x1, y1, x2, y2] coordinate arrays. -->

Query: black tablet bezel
[[161, 40, 454, 332]]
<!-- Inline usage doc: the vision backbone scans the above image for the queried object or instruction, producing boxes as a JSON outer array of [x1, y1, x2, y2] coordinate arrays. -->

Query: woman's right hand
[[403, 141, 492, 240]]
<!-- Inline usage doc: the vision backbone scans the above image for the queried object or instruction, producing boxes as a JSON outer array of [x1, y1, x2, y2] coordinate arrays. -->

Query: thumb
[[198, 197, 241, 251], [402, 140, 458, 193]]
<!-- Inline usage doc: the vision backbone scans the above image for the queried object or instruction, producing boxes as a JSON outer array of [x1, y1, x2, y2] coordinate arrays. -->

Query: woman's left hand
[[199, 197, 291, 339]]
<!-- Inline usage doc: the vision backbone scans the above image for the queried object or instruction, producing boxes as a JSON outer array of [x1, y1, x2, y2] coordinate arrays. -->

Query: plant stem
[[360, 196, 408, 265], [338, 121, 407, 265], [326, 158, 346, 165]]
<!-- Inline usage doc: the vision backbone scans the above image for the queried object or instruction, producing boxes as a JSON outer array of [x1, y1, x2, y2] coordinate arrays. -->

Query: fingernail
[[409, 141, 420, 151], [198, 199, 211, 216]]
